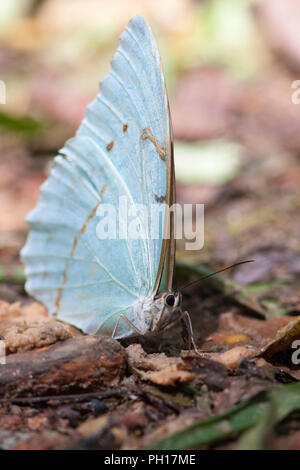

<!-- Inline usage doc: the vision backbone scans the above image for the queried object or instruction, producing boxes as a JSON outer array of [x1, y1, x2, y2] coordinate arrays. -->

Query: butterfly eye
[[166, 294, 175, 307]]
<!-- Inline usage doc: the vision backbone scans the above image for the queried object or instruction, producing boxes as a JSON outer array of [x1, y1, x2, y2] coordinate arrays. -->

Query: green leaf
[[261, 316, 300, 364], [235, 400, 275, 450], [236, 383, 300, 449], [150, 383, 300, 450], [0, 112, 44, 133], [12, 267, 26, 282], [150, 397, 266, 450], [0, 265, 5, 282], [0, 264, 26, 283]]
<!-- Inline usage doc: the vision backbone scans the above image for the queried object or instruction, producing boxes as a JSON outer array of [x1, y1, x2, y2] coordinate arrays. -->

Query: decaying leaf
[[3, 322, 73, 354], [77, 415, 109, 439], [126, 344, 196, 386], [206, 346, 258, 370], [200, 312, 295, 352], [261, 315, 300, 367], [0, 300, 79, 353], [181, 346, 257, 371]]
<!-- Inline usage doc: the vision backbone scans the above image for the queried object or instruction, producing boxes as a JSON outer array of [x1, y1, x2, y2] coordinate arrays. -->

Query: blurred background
[[0, 0, 300, 316]]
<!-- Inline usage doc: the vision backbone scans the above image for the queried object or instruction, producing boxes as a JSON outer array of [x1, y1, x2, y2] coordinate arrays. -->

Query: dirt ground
[[1, 0, 300, 450]]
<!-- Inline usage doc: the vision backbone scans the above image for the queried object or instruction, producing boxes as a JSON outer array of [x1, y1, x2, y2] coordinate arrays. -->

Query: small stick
[[0, 388, 133, 405]]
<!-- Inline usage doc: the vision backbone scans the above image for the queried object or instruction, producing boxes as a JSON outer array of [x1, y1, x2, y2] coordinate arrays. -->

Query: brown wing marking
[[54, 184, 108, 312]]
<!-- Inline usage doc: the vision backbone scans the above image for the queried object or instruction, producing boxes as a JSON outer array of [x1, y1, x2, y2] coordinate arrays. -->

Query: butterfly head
[[150, 290, 182, 333], [134, 290, 182, 335], [163, 291, 181, 308]]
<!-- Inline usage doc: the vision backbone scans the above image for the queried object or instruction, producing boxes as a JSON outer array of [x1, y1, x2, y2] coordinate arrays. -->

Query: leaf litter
[[1, 0, 300, 451]]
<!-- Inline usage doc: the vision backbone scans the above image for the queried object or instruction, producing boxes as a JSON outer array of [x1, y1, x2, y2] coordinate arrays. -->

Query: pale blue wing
[[21, 15, 172, 337]]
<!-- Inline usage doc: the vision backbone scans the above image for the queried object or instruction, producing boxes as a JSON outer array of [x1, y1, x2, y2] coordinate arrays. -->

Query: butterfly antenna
[[180, 260, 254, 291]]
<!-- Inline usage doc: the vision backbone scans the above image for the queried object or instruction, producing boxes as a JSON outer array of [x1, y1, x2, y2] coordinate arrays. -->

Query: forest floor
[[1, 0, 300, 450]]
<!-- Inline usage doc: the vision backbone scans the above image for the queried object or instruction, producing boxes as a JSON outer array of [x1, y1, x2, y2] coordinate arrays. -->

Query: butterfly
[[21, 15, 200, 349]]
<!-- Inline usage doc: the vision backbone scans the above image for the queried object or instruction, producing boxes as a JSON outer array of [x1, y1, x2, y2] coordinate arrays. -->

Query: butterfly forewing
[[21, 15, 173, 338]]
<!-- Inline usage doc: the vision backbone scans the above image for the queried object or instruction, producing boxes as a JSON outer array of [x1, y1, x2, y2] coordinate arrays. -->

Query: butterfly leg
[[181, 310, 205, 357], [112, 314, 143, 339]]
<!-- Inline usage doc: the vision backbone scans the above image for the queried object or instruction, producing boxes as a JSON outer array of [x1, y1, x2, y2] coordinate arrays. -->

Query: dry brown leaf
[[126, 344, 196, 386], [201, 312, 294, 351], [77, 415, 109, 439], [77, 414, 127, 448], [206, 346, 258, 370], [262, 315, 300, 361]]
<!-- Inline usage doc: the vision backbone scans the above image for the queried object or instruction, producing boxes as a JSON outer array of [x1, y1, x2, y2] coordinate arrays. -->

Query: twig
[[0, 388, 134, 405]]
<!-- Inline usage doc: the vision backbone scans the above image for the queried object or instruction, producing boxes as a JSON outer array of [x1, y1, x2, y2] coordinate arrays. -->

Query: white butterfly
[[21, 15, 198, 350]]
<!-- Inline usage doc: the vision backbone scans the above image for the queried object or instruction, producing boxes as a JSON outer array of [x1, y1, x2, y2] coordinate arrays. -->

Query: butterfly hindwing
[[21, 15, 172, 337]]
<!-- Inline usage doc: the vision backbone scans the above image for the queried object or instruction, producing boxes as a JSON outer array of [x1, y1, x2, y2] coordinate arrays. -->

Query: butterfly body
[[111, 291, 182, 339]]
